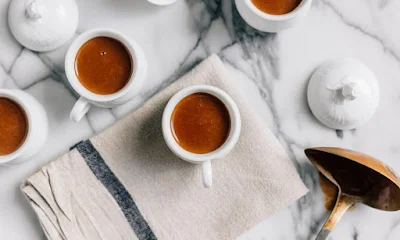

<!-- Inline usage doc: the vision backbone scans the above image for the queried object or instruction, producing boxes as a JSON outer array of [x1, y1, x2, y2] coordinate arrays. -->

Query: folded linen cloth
[[22, 55, 308, 240]]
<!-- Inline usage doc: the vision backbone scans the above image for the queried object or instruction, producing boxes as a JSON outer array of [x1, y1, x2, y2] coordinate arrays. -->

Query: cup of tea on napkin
[[23, 55, 308, 240], [162, 85, 241, 188]]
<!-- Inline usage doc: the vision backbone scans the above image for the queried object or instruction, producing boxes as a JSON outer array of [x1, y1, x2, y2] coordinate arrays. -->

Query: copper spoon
[[305, 147, 400, 240]]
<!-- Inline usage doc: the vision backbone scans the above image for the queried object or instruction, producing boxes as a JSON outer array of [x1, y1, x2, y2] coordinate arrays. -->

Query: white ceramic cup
[[235, 0, 312, 32], [162, 85, 241, 188], [65, 28, 147, 122], [0, 89, 48, 165]]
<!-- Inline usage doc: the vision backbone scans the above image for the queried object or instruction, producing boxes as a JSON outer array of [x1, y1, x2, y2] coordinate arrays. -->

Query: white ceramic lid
[[8, 0, 79, 52], [307, 59, 379, 130]]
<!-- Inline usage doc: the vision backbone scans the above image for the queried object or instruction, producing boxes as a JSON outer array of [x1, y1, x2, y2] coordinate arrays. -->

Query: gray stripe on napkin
[[75, 140, 157, 240]]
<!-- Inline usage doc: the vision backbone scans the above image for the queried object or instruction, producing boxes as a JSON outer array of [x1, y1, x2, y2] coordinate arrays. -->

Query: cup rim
[[65, 28, 142, 102], [244, 0, 311, 20], [0, 90, 32, 164], [162, 85, 241, 163]]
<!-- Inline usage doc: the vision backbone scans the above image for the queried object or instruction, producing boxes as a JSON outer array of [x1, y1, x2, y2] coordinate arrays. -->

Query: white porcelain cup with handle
[[235, 0, 312, 32], [162, 85, 241, 188], [0, 89, 48, 165], [65, 28, 147, 122]]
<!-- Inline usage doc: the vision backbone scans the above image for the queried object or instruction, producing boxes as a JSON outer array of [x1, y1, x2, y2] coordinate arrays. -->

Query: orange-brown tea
[[171, 93, 231, 154], [251, 0, 302, 15], [0, 98, 28, 155], [75, 37, 132, 95]]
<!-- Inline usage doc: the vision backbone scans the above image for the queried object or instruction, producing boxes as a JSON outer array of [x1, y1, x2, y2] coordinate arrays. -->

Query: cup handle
[[202, 160, 212, 188], [70, 97, 91, 122]]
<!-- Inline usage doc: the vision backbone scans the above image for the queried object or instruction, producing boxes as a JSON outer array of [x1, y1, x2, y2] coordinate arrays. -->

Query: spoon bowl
[[305, 147, 400, 240]]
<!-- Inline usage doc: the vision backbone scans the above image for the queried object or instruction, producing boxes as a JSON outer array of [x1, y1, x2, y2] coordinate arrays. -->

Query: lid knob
[[340, 78, 371, 101], [342, 82, 359, 100], [26, 1, 42, 20]]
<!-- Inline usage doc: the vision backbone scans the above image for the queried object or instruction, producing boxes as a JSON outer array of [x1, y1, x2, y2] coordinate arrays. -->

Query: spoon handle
[[315, 229, 331, 240], [315, 194, 356, 240]]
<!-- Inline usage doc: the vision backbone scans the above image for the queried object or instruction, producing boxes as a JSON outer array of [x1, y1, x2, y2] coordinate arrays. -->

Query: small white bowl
[[146, 0, 178, 6]]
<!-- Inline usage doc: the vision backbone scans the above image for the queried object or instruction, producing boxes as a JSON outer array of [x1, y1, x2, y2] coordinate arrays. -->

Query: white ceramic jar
[[235, 0, 312, 32], [307, 59, 380, 130], [0, 89, 48, 165], [8, 0, 79, 52]]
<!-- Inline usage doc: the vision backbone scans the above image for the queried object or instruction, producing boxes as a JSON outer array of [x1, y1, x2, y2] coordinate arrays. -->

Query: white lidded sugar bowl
[[307, 59, 379, 130], [8, 0, 79, 52]]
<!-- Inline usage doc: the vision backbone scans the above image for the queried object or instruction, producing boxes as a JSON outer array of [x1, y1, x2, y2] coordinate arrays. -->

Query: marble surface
[[1, 0, 400, 239]]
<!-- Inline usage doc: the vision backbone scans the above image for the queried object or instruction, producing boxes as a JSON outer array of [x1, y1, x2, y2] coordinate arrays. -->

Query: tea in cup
[[235, 0, 312, 32], [65, 28, 147, 122], [162, 85, 241, 188], [0, 89, 48, 165], [0, 97, 27, 156], [250, 0, 302, 15]]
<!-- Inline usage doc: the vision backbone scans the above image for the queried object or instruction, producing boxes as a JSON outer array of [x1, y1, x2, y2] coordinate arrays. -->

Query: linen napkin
[[22, 55, 308, 240]]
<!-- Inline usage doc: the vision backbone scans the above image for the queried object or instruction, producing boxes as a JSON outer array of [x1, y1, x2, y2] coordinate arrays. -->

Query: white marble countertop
[[1, 0, 400, 239]]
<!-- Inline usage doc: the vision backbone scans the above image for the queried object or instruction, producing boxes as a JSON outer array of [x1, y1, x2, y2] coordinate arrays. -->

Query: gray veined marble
[[1, 0, 400, 239]]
